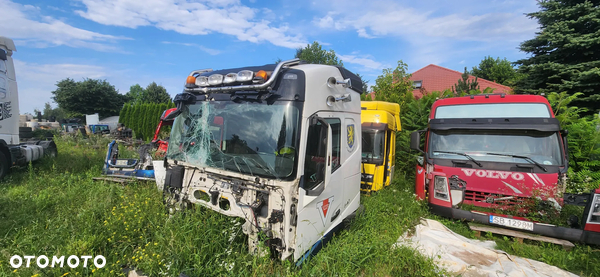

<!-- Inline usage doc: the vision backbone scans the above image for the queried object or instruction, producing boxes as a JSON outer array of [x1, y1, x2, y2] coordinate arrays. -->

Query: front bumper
[[429, 203, 600, 246]]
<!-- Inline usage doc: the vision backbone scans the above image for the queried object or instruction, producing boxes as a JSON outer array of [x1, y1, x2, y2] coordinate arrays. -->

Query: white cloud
[[315, 2, 536, 42], [337, 54, 385, 71], [311, 0, 539, 68], [13, 59, 184, 114], [75, 0, 307, 49], [0, 0, 127, 51], [161, 41, 221, 55], [13, 59, 109, 113]]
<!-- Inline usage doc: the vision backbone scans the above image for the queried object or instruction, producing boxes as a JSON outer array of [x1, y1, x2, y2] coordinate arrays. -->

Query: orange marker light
[[186, 76, 196, 84], [255, 70, 268, 80]]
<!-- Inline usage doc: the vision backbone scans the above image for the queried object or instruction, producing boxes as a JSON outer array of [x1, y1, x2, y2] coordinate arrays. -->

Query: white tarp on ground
[[394, 219, 578, 277]]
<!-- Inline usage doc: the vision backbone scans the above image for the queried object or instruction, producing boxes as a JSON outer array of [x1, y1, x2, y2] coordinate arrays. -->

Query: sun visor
[[429, 117, 561, 132]]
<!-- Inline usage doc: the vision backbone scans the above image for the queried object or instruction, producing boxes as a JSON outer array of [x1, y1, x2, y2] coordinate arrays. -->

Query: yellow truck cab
[[360, 101, 401, 192]]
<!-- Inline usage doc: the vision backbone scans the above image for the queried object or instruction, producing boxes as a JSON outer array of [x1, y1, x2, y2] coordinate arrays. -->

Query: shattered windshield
[[167, 101, 300, 179]]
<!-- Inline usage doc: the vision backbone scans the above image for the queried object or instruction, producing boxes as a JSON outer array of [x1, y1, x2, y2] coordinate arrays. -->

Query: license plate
[[489, 216, 534, 231]]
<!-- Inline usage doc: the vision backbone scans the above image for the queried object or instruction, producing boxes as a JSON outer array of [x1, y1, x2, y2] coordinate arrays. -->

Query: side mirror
[[410, 131, 421, 152]]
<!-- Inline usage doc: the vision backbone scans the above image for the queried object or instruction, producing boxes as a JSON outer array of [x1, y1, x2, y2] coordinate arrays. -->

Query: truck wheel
[[0, 151, 9, 180], [44, 145, 58, 158]]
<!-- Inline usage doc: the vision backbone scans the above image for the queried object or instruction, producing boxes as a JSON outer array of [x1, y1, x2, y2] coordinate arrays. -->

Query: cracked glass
[[167, 101, 300, 179]]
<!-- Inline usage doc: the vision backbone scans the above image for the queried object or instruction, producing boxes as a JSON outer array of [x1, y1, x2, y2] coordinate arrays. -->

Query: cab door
[[294, 114, 339, 261]]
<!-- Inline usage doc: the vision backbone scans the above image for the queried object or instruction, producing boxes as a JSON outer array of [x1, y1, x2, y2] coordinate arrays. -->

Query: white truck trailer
[[0, 36, 57, 180]]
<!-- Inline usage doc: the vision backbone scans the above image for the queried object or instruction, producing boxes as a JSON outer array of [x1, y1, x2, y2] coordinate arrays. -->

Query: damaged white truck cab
[[160, 59, 363, 262]]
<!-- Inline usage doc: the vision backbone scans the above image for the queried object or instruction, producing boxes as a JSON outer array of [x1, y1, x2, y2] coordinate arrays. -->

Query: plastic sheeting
[[394, 219, 578, 277]]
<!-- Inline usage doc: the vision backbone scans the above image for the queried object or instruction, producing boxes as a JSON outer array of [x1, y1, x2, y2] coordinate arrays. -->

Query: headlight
[[590, 194, 600, 223], [361, 174, 374, 183], [434, 176, 450, 201]]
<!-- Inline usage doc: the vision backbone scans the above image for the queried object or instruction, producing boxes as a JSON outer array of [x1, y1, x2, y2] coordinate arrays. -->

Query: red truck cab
[[411, 94, 600, 245]]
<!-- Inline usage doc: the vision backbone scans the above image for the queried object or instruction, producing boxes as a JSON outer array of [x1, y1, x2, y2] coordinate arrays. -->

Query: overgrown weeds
[[0, 136, 441, 276]]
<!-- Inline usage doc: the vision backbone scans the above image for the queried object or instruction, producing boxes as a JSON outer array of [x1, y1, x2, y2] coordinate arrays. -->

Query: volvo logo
[[460, 169, 524, 181]]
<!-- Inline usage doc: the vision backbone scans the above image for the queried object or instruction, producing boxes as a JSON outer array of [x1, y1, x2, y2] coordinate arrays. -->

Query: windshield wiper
[[485, 152, 547, 172], [433, 151, 482, 167]]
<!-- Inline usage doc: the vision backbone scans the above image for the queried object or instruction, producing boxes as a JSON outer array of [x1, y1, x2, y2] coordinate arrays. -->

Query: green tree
[[131, 104, 142, 139], [119, 104, 130, 125], [124, 103, 133, 128], [295, 41, 343, 66], [42, 102, 66, 122], [143, 82, 171, 104], [452, 67, 480, 95], [547, 92, 600, 193], [471, 56, 520, 86], [125, 84, 145, 104], [51, 78, 125, 118], [367, 61, 413, 104], [356, 73, 370, 93], [515, 0, 600, 115]]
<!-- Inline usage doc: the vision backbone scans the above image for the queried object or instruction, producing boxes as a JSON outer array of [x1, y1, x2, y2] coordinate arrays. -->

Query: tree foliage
[[547, 92, 600, 193], [125, 82, 171, 104], [51, 78, 125, 118], [143, 82, 171, 104], [363, 61, 413, 104], [125, 84, 145, 105], [295, 41, 343, 66], [42, 102, 66, 122], [452, 67, 480, 95], [471, 56, 520, 86], [356, 73, 370, 93], [119, 102, 175, 141], [515, 0, 600, 114]]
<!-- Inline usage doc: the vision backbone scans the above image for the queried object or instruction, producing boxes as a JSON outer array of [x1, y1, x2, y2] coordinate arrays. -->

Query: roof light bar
[[184, 58, 300, 94]]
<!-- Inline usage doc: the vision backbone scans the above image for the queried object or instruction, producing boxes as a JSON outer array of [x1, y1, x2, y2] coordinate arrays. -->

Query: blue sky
[[1, 0, 540, 114]]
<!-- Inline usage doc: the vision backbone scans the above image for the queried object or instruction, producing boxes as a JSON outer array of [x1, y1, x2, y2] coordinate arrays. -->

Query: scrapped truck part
[[411, 94, 600, 245], [360, 101, 401, 192], [102, 140, 155, 180], [0, 36, 57, 180], [100, 108, 175, 181], [394, 219, 578, 277], [158, 59, 363, 262]]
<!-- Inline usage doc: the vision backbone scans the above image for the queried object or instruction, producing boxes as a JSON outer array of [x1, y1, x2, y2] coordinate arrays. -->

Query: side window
[[304, 121, 326, 190], [325, 118, 341, 172]]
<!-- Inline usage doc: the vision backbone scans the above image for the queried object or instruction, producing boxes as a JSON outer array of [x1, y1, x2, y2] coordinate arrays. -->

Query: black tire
[[0, 151, 9, 181], [44, 145, 58, 158]]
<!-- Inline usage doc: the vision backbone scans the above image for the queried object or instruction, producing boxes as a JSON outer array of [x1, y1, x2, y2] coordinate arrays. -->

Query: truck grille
[[464, 190, 526, 206]]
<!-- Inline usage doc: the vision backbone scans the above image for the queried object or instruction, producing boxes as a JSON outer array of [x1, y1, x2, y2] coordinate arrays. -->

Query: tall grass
[[0, 136, 440, 276], [1, 135, 597, 276]]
